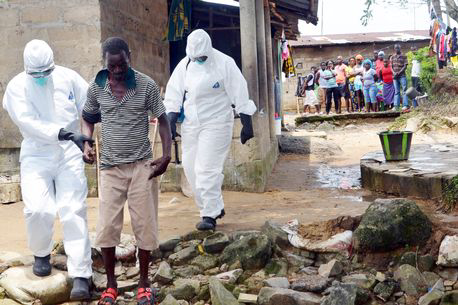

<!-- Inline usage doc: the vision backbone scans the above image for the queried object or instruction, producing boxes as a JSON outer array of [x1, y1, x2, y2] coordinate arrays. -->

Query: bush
[[406, 46, 436, 93]]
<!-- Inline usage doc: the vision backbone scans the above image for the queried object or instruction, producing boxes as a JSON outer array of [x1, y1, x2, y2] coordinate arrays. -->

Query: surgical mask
[[196, 60, 206, 65], [34, 77, 49, 87]]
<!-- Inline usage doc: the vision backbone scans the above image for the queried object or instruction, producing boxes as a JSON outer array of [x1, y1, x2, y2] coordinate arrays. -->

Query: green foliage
[[406, 46, 436, 93], [443, 176, 458, 210]]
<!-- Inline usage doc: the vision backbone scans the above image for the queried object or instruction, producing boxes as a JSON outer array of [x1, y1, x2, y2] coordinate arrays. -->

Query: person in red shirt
[[375, 51, 385, 75], [335, 56, 350, 113], [379, 57, 395, 108]]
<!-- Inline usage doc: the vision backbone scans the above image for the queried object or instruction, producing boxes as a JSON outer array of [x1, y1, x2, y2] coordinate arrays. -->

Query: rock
[[169, 246, 199, 266], [261, 221, 290, 249], [215, 269, 243, 284], [190, 255, 219, 271], [264, 259, 288, 277], [0, 300, 20, 305], [257, 287, 321, 305], [418, 289, 444, 305], [6, 255, 33, 267], [278, 135, 311, 154], [202, 232, 230, 253], [432, 279, 445, 292], [373, 280, 396, 301], [394, 264, 428, 296], [299, 266, 318, 275], [168, 197, 180, 205], [438, 236, 458, 267], [0, 252, 22, 264], [160, 295, 180, 305], [126, 266, 140, 279], [50, 255, 67, 271], [238, 293, 257, 304], [264, 277, 290, 289], [420, 255, 435, 272], [208, 277, 239, 305], [221, 233, 272, 270], [316, 122, 335, 132], [341, 273, 376, 289], [169, 279, 200, 301], [440, 291, 458, 304], [321, 283, 369, 305], [424, 272, 441, 288], [438, 268, 458, 281], [405, 117, 420, 132], [152, 261, 174, 285], [375, 272, 386, 282], [399, 252, 435, 272], [284, 253, 314, 272], [318, 259, 343, 278], [353, 198, 432, 252], [89, 232, 136, 262], [400, 252, 417, 267], [174, 265, 202, 278], [159, 237, 181, 252], [183, 230, 214, 241], [0, 266, 71, 304], [290, 275, 329, 293]]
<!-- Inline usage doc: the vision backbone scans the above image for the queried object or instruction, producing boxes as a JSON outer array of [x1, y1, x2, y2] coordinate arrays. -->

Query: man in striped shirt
[[81, 37, 171, 304]]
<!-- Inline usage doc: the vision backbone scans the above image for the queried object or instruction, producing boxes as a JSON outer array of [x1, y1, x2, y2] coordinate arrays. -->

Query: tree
[[360, 0, 458, 26]]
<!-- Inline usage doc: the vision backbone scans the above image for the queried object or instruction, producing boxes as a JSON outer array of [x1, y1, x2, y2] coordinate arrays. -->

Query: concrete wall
[[282, 40, 429, 111], [99, 0, 169, 88]]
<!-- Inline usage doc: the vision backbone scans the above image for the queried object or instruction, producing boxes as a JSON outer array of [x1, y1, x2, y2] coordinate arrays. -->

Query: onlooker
[[392, 44, 409, 111], [346, 57, 357, 111], [352, 54, 365, 111], [335, 56, 350, 113], [372, 50, 379, 67], [302, 66, 320, 114], [375, 51, 385, 75], [315, 62, 328, 113], [362, 59, 378, 112], [379, 57, 395, 108], [323, 60, 340, 115], [410, 46, 421, 108]]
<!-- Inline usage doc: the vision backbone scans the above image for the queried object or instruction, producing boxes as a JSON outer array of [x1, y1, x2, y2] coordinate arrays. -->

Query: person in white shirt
[[410, 46, 422, 108]]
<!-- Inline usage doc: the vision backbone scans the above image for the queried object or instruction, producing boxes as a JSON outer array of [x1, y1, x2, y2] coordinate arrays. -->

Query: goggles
[[27, 67, 55, 78]]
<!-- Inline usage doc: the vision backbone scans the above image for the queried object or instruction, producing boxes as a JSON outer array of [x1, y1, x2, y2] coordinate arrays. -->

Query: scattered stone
[[373, 280, 396, 301], [299, 266, 318, 275], [353, 198, 432, 252], [159, 237, 181, 252], [318, 259, 343, 278], [418, 289, 444, 305], [419, 255, 435, 272], [50, 255, 67, 271], [0, 266, 72, 304], [432, 279, 445, 292], [183, 230, 214, 242], [424, 272, 441, 288], [438, 268, 458, 281], [169, 246, 199, 266], [375, 272, 386, 282], [0, 287, 5, 299], [284, 253, 314, 272], [316, 122, 335, 132], [202, 232, 230, 253], [341, 273, 376, 290], [152, 261, 174, 285], [264, 277, 290, 289], [394, 264, 428, 296], [400, 252, 417, 267], [0, 252, 22, 264], [209, 277, 239, 305], [205, 267, 220, 276], [124, 291, 135, 298], [290, 274, 329, 293], [438, 236, 458, 267], [440, 291, 458, 304], [238, 293, 257, 304], [6, 255, 33, 267], [220, 233, 272, 270], [257, 287, 321, 305], [220, 263, 229, 272], [261, 221, 290, 249], [264, 259, 288, 277], [174, 265, 202, 278], [160, 294, 180, 305], [445, 280, 456, 287], [190, 255, 219, 271], [215, 269, 243, 284], [321, 283, 359, 305], [278, 135, 311, 155], [126, 266, 140, 279], [169, 279, 200, 301]]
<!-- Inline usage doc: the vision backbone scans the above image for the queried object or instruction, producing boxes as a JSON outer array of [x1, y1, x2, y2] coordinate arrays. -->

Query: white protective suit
[[2, 40, 92, 278], [164, 30, 257, 218]]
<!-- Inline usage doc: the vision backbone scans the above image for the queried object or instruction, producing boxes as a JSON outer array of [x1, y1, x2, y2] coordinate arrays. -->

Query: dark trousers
[[326, 87, 340, 114], [411, 76, 421, 93]]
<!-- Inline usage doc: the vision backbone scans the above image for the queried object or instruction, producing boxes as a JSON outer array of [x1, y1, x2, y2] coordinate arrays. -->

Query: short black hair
[[102, 37, 130, 59]]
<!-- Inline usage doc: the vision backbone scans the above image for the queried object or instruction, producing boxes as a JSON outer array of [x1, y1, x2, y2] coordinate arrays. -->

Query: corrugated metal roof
[[290, 30, 430, 47]]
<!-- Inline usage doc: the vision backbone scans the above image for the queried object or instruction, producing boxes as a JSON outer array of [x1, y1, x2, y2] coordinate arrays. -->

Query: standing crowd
[[298, 44, 424, 115]]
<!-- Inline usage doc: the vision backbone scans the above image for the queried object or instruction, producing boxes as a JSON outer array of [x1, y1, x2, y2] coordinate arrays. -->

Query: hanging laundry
[[281, 40, 290, 61], [282, 45, 296, 78], [164, 0, 191, 41]]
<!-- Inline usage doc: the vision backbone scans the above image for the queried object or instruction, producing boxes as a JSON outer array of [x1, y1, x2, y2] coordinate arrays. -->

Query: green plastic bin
[[378, 131, 413, 161]]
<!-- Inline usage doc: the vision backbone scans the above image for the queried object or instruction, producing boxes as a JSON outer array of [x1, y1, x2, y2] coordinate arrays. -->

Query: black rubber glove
[[240, 114, 254, 144], [58, 128, 94, 152], [167, 112, 180, 140]]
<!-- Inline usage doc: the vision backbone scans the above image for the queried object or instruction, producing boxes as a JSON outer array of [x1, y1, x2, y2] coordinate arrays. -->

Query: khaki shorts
[[95, 160, 159, 251]]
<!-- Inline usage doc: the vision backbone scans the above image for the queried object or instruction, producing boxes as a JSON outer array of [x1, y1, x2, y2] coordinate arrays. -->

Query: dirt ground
[[3, 115, 458, 254]]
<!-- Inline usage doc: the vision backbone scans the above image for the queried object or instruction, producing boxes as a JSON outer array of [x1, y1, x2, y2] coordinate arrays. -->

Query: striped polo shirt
[[82, 68, 165, 169]]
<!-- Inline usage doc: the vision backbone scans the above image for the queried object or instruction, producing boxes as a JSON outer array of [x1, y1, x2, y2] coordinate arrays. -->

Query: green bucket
[[378, 131, 413, 161]]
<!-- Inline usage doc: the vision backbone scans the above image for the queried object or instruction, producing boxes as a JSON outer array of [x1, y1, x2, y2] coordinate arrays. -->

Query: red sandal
[[137, 287, 158, 305], [98, 288, 118, 305]]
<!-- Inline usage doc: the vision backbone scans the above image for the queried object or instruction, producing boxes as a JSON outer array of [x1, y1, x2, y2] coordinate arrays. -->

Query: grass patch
[[443, 176, 458, 211]]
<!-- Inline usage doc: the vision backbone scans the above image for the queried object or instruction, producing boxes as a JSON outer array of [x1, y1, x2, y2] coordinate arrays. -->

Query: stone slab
[[295, 110, 401, 126]]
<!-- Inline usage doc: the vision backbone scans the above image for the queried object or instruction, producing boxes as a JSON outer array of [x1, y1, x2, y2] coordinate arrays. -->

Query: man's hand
[[83, 142, 96, 164], [147, 156, 172, 179]]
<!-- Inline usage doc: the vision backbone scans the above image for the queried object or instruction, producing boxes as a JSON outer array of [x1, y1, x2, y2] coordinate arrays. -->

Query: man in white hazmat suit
[[164, 29, 257, 231], [2, 40, 92, 300]]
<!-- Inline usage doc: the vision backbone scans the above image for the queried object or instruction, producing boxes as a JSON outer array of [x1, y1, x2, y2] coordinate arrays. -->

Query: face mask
[[196, 60, 205, 65], [34, 77, 48, 87]]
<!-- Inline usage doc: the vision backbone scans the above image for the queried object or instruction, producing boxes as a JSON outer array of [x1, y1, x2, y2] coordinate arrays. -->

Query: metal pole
[[264, 0, 276, 140]]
